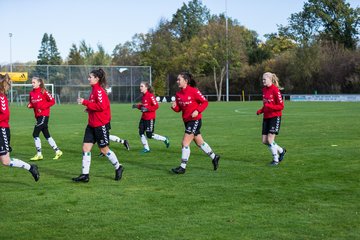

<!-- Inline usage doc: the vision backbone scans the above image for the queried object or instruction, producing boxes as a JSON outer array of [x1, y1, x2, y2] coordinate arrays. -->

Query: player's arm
[[265, 89, 284, 111], [83, 100, 106, 111], [194, 90, 208, 113], [27, 95, 34, 108], [256, 107, 264, 115], [83, 91, 108, 111], [171, 98, 180, 112], [40, 91, 55, 109], [131, 103, 141, 109], [146, 95, 159, 112]]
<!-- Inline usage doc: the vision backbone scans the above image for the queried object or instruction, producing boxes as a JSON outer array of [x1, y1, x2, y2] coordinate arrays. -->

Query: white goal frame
[[10, 83, 55, 104]]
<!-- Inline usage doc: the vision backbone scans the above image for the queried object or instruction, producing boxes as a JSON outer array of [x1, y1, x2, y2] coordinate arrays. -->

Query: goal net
[[10, 84, 56, 105]]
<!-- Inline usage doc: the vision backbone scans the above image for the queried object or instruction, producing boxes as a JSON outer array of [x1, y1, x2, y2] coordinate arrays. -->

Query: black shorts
[[33, 116, 50, 138], [262, 116, 281, 135], [184, 119, 202, 136], [83, 123, 111, 148], [139, 119, 155, 135], [35, 116, 49, 128], [0, 128, 11, 156]]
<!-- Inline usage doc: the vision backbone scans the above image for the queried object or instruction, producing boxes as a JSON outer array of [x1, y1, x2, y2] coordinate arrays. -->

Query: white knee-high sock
[[268, 142, 279, 161], [82, 152, 91, 174], [9, 158, 31, 170], [105, 149, 120, 169], [274, 141, 284, 154], [152, 133, 166, 142], [47, 137, 59, 151], [199, 142, 216, 159], [34, 137, 42, 154], [140, 134, 150, 150], [181, 146, 190, 169], [110, 135, 124, 144], [109, 135, 120, 142]]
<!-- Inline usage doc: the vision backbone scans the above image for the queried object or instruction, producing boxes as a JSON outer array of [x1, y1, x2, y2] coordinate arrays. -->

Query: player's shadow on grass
[[126, 149, 215, 175], [2, 180, 33, 187], [126, 158, 172, 173], [39, 166, 80, 181]]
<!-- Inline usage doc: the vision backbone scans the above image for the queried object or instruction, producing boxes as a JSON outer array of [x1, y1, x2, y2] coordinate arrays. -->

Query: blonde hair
[[263, 72, 283, 89], [0, 73, 11, 94]]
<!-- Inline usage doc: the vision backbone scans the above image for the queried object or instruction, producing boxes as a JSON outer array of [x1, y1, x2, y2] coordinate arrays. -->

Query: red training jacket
[[135, 91, 158, 120], [28, 88, 55, 118], [257, 84, 284, 119], [0, 93, 10, 128], [171, 85, 208, 122], [82, 83, 111, 128]]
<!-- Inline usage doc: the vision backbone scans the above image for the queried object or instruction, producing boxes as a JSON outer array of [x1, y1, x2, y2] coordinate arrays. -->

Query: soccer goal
[[10, 84, 58, 105]]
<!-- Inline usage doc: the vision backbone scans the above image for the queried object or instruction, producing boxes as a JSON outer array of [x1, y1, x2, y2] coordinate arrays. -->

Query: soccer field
[[0, 101, 359, 239]]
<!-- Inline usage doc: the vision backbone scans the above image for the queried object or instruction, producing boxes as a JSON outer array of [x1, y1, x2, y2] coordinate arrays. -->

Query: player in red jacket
[[256, 72, 286, 166], [132, 81, 169, 153], [28, 77, 63, 161], [171, 72, 220, 174], [0, 73, 39, 181], [72, 68, 124, 182]]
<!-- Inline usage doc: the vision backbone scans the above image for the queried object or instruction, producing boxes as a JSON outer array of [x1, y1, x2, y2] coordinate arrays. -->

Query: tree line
[[35, 0, 360, 96]]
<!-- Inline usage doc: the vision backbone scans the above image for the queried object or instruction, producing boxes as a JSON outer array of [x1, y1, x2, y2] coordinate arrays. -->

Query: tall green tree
[[112, 34, 143, 66], [139, 19, 181, 94], [180, 15, 249, 100], [37, 33, 62, 65], [243, 30, 272, 65], [67, 44, 84, 65], [48, 34, 62, 65], [170, 0, 210, 42], [67, 41, 111, 66], [37, 33, 50, 65], [92, 44, 111, 66], [79, 40, 94, 65], [263, 33, 297, 56], [279, 0, 360, 49], [305, 0, 360, 49], [278, 10, 319, 46]]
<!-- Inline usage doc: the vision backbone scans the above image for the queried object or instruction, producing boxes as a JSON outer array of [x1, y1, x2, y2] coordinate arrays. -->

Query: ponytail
[[90, 68, 107, 89]]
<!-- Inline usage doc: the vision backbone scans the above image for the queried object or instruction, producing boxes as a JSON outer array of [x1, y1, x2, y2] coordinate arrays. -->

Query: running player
[[0, 73, 39, 181], [72, 68, 124, 182], [132, 81, 169, 153], [28, 77, 63, 161], [256, 72, 286, 166], [171, 72, 220, 174]]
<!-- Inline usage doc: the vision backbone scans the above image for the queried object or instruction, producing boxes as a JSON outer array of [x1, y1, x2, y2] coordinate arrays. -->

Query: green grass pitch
[[0, 101, 359, 239]]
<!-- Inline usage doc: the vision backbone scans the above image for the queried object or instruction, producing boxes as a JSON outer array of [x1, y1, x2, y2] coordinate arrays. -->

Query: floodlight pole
[[130, 68, 133, 103], [149, 66, 152, 86], [9, 33, 13, 72], [225, 0, 229, 102]]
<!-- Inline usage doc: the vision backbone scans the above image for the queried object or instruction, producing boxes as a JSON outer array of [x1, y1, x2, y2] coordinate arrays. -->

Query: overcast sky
[[0, 0, 358, 64]]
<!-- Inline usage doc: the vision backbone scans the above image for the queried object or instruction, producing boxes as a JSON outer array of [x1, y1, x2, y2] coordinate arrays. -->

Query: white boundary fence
[[290, 94, 360, 102]]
